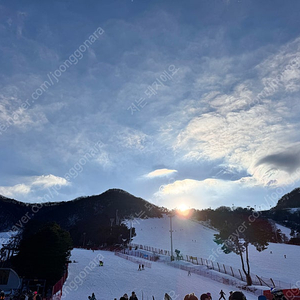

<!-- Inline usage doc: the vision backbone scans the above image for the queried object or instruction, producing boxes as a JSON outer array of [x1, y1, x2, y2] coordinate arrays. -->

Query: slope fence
[[115, 251, 152, 268], [130, 243, 293, 289], [51, 266, 69, 300], [164, 262, 261, 295]]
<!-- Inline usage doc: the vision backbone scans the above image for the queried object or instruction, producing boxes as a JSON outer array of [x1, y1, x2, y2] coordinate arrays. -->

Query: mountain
[[263, 188, 300, 241], [0, 189, 162, 246], [273, 187, 300, 210]]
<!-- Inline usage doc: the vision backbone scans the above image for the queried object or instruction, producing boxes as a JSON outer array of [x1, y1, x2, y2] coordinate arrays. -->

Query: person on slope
[[229, 291, 246, 300], [200, 294, 209, 300], [165, 293, 172, 300], [130, 291, 138, 300], [207, 293, 212, 300], [184, 293, 198, 300], [120, 294, 129, 300], [90, 292, 97, 300], [219, 290, 226, 300]]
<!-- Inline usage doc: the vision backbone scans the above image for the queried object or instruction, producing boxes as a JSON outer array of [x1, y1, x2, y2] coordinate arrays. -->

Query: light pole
[[129, 218, 132, 248], [169, 213, 174, 261]]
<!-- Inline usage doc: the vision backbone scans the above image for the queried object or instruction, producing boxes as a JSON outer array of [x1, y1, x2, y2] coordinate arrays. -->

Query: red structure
[[263, 289, 300, 300]]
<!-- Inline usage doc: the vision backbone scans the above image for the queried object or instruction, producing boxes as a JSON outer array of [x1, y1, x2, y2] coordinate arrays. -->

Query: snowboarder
[[99, 260, 103, 266], [130, 291, 138, 300], [219, 290, 226, 300]]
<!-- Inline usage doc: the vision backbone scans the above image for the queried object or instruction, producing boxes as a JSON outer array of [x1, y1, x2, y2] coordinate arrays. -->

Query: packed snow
[[126, 215, 299, 284], [61, 214, 299, 300], [1, 214, 299, 300], [62, 249, 258, 300]]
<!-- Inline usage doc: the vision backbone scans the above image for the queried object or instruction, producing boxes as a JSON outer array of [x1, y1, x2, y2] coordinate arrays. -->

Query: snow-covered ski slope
[[62, 249, 257, 300], [61, 215, 298, 300], [128, 215, 298, 284]]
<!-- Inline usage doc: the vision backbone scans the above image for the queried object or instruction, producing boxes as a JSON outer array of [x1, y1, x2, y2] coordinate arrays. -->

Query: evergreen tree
[[12, 222, 73, 287]]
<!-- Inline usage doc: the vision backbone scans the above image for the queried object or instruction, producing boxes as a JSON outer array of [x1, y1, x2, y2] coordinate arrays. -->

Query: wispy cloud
[[144, 169, 178, 179], [1, 1, 300, 208]]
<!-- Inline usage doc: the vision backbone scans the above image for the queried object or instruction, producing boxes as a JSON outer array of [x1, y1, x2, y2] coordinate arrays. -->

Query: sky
[[1, 0, 300, 210]]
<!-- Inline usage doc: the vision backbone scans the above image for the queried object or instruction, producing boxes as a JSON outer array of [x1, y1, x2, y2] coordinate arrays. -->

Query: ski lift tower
[[168, 212, 175, 261]]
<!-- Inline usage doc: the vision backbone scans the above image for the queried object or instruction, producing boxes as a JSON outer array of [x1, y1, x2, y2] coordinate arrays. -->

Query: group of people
[[138, 264, 145, 271], [119, 291, 138, 300], [0, 289, 42, 300], [183, 290, 247, 300]]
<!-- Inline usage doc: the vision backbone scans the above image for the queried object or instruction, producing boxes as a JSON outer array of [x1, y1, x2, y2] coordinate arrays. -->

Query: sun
[[178, 203, 189, 212], [176, 203, 190, 217]]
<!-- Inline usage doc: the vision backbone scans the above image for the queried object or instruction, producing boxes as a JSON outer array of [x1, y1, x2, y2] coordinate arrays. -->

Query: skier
[[130, 291, 138, 300], [187, 270, 191, 276], [219, 290, 226, 300], [138, 264, 141, 271], [142, 264, 144, 270], [91, 292, 97, 300]]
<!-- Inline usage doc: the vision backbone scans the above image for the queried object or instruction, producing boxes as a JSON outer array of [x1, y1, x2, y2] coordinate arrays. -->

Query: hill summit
[[0, 189, 162, 246]]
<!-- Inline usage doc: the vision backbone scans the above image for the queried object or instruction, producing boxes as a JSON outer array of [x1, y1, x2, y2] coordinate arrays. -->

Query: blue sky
[[1, 0, 300, 210]]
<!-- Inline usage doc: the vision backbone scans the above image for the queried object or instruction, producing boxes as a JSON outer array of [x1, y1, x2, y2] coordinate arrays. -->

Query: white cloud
[[152, 177, 260, 210], [30, 174, 70, 188], [0, 184, 31, 198], [144, 168, 178, 179], [168, 37, 300, 188], [0, 174, 70, 200]]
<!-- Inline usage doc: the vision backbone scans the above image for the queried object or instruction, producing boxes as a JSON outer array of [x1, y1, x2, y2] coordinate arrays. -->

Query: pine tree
[[12, 221, 73, 287], [214, 211, 273, 286]]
